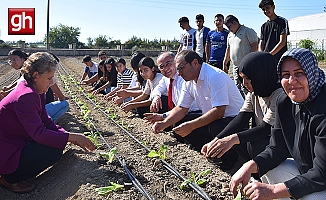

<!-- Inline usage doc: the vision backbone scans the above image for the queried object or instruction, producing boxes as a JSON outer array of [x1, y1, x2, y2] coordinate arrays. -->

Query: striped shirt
[[117, 68, 133, 88]]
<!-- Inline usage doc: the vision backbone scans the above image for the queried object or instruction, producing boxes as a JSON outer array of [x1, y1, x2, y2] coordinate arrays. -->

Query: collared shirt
[[227, 25, 258, 66], [151, 73, 199, 112], [179, 63, 244, 116]]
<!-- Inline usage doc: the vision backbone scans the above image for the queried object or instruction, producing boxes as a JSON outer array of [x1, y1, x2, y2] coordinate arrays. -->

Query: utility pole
[[46, 0, 50, 50]]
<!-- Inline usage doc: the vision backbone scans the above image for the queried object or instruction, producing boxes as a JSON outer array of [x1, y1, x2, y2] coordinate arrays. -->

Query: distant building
[[288, 13, 326, 49]]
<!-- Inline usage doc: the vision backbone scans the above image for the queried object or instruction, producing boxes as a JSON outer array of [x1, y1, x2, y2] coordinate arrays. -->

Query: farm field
[[0, 56, 243, 200]]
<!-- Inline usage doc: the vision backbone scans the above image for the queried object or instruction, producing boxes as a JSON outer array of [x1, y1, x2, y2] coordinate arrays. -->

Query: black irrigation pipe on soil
[[59, 61, 212, 200], [58, 66, 154, 200], [0, 71, 20, 87]]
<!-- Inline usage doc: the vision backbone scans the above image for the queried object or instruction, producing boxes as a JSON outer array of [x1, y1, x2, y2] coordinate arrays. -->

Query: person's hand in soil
[[92, 89, 100, 96], [201, 134, 240, 158], [116, 89, 128, 98], [120, 102, 133, 113], [150, 95, 162, 113], [230, 160, 258, 197], [143, 113, 164, 124], [172, 121, 194, 137], [68, 133, 96, 152], [112, 96, 124, 104], [152, 121, 168, 133]]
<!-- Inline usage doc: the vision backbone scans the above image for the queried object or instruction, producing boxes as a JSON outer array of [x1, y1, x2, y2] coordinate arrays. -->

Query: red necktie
[[168, 78, 174, 111]]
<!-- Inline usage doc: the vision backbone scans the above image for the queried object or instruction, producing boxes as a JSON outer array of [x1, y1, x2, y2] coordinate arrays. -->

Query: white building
[[288, 12, 326, 49]]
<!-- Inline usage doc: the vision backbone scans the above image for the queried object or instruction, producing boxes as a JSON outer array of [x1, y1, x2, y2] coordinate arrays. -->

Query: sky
[[0, 0, 325, 44]]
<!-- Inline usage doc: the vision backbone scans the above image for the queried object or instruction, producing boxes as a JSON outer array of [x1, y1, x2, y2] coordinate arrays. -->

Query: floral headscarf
[[277, 48, 325, 104]]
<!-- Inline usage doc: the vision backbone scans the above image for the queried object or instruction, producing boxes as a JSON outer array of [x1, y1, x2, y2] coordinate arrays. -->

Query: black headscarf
[[239, 52, 281, 97]]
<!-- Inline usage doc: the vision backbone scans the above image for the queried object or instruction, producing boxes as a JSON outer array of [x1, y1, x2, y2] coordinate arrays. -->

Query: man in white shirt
[[194, 14, 210, 61], [177, 17, 196, 53], [152, 50, 244, 169], [144, 52, 199, 124]]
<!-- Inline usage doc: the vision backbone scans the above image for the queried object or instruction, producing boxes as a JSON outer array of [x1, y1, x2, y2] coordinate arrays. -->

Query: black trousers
[[3, 142, 63, 184]]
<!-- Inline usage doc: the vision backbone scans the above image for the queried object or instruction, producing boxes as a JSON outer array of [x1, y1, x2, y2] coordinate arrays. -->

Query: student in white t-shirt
[[120, 57, 166, 118], [177, 16, 196, 53]]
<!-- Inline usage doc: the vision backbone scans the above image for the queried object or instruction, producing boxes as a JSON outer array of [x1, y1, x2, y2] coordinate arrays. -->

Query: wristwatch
[[162, 113, 167, 119]]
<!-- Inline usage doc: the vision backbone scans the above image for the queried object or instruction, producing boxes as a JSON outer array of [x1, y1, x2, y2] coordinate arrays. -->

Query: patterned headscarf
[[277, 48, 325, 104], [239, 52, 280, 97]]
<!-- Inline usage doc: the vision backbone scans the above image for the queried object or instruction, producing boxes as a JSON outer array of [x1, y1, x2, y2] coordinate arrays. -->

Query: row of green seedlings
[[61, 74, 212, 194], [60, 75, 124, 195]]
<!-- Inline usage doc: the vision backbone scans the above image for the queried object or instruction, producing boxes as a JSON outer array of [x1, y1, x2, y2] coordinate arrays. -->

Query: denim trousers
[[45, 100, 69, 122]]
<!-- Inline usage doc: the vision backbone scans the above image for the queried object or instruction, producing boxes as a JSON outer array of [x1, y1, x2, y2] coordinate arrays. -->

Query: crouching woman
[[0, 52, 96, 193], [230, 48, 326, 199]]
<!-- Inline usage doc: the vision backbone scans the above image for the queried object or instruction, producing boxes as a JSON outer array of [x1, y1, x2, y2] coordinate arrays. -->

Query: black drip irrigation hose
[[59, 61, 212, 200], [0, 71, 20, 87], [58, 66, 154, 200]]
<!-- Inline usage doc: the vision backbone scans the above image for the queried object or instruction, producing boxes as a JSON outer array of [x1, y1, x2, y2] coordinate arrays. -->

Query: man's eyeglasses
[[159, 60, 173, 70], [176, 62, 189, 72]]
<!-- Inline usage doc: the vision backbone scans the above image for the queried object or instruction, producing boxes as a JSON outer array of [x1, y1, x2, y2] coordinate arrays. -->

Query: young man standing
[[205, 14, 229, 70], [178, 17, 196, 53], [223, 15, 258, 98], [194, 14, 210, 61], [259, 0, 290, 62]]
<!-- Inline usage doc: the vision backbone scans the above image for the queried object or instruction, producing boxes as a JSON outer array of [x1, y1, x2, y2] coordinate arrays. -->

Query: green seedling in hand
[[148, 144, 167, 160], [84, 131, 101, 148], [180, 169, 211, 190], [95, 182, 124, 195], [99, 147, 118, 163]]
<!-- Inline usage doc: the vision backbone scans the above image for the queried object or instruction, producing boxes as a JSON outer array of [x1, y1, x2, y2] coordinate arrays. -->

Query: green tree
[[44, 24, 80, 48], [87, 37, 93, 47], [94, 35, 109, 47], [298, 39, 314, 51]]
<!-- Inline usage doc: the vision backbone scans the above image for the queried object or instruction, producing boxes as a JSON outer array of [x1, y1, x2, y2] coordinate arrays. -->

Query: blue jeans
[[45, 100, 69, 122]]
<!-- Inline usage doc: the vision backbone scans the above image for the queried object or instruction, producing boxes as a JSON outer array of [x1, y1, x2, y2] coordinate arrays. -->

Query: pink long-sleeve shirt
[[0, 80, 68, 174]]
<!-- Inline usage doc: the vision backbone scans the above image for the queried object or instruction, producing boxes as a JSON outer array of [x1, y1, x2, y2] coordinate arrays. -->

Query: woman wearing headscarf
[[230, 48, 326, 199], [0, 52, 95, 193], [201, 52, 284, 170]]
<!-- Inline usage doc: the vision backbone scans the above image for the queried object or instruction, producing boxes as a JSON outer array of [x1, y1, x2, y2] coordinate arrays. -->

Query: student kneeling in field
[[91, 58, 118, 95], [120, 57, 167, 118], [80, 55, 98, 85], [201, 52, 283, 169], [105, 53, 145, 104]]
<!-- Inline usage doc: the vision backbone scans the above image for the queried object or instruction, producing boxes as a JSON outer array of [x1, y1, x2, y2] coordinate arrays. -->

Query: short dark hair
[[259, 0, 274, 8], [97, 50, 107, 57], [82, 55, 91, 63], [178, 16, 189, 23], [116, 58, 126, 66], [177, 50, 203, 65], [196, 14, 204, 20], [8, 49, 29, 60], [214, 14, 224, 20], [224, 15, 239, 24], [130, 52, 146, 69]]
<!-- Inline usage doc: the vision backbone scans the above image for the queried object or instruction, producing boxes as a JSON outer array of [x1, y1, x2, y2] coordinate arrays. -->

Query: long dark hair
[[138, 57, 160, 78], [130, 52, 146, 86], [105, 58, 117, 86]]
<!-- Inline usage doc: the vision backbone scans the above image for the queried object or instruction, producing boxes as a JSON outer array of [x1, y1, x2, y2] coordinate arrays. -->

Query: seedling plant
[[180, 169, 211, 190], [95, 182, 124, 195], [99, 147, 119, 163], [148, 144, 167, 160], [84, 131, 101, 149]]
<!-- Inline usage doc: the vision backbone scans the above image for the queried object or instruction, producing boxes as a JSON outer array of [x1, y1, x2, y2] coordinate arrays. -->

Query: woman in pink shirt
[[0, 52, 95, 193]]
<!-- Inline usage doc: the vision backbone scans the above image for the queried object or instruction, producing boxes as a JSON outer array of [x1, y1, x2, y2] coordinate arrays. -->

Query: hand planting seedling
[[84, 131, 101, 149], [180, 169, 211, 190], [148, 144, 167, 160], [95, 181, 124, 195], [99, 147, 119, 163]]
